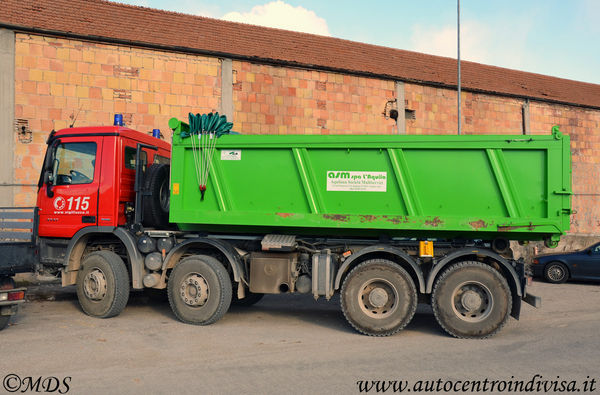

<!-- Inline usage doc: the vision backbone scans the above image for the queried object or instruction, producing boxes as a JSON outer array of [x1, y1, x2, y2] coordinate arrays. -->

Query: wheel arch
[[63, 226, 144, 288], [334, 245, 425, 293], [426, 248, 523, 319], [158, 238, 244, 288]]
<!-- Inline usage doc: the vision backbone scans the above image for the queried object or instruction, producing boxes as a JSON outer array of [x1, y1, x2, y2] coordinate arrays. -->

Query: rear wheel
[[76, 251, 130, 318], [432, 261, 511, 339], [341, 259, 417, 336], [167, 255, 232, 325], [544, 262, 568, 284]]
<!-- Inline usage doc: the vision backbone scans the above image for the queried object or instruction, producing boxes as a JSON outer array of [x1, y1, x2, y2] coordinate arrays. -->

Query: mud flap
[[523, 292, 541, 308]]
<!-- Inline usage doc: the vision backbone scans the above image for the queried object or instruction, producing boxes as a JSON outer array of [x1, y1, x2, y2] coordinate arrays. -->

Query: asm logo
[[327, 171, 350, 179]]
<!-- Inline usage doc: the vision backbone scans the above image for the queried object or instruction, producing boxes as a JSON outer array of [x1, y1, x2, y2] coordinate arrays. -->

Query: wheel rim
[[357, 278, 398, 319], [451, 281, 493, 323], [83, 268, 107, 301], [547, 265, 565, 282], [180, 273, 209, 307]]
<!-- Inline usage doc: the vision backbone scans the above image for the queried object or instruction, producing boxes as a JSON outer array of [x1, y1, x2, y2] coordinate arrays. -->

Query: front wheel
[[76, 251, 130, 318], [341, 259, 417, 336], [432, 261, 511, 339], [544, 262, 568, 284], [167, 255, 232, 325]]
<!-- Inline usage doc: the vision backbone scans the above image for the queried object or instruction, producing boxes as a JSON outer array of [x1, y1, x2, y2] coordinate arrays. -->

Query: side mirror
[[46, 158, 59, 198]]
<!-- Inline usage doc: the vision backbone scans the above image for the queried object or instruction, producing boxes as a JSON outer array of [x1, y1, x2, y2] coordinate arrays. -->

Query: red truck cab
[[37, 126, 171, 238]]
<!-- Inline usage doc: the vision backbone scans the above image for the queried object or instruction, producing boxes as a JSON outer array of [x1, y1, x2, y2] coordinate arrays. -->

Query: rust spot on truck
[[498, 223, 537, 231], [360, 215, 378, 223], [424, 217, 443, 227], [276, 212, 295, 218], [323, 214, 349, 222], [382, 216, 410, 225], [469, 220, 487, 230]]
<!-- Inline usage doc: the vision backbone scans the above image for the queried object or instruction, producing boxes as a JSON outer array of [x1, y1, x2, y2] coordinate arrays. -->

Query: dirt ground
[[1, 280, 599, 394]]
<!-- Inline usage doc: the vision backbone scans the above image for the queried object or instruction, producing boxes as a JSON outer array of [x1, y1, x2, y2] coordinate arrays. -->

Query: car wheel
[[544, 262, 568, 284]]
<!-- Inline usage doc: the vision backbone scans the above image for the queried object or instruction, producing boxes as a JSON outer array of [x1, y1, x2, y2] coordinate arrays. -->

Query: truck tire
[[341, 259, 417, 336], [232, 291, 264, 307], [143, 164, 170, 228], [76, 251, 130, 318], [432, 261, 511, 339], [544, 262, 568, 284], [167, 255, 232, 325]]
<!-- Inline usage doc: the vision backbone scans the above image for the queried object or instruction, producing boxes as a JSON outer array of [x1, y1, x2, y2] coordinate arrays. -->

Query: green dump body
[[169, 125, 571, 242]]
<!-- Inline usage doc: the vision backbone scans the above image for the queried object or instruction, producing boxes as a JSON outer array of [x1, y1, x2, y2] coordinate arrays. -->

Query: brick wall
[[529, 102, 600, 235], [14, 33, 221, 204], [11, 33, 600, 238], [405, 84, 527, 135], [232, 61, 396, 135]]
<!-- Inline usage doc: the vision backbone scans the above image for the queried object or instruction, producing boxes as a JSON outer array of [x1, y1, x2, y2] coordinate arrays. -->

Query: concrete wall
[[0, 29, 15, 206]]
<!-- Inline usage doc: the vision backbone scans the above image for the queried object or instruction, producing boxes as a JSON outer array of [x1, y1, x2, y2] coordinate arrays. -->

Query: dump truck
[[0, 114, 572, 338]]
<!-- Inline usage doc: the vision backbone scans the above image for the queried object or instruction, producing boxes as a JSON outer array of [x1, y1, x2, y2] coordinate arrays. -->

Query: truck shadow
[[24, 286, 446, 337], [227, 294, 446, 337], [128, 291, 447, 337]]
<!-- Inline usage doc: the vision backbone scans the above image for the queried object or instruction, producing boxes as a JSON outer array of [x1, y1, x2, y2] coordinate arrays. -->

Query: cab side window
[[54, 142, 97, 185], [124, 146, 147, 171], [153, 154, 170, 165]]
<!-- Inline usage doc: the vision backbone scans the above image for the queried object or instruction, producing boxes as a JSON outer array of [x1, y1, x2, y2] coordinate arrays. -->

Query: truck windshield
[[54, 142, 97, 185]]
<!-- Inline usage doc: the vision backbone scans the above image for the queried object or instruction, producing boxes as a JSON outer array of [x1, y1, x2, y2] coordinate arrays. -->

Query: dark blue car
[[532, 242, 600, 283]]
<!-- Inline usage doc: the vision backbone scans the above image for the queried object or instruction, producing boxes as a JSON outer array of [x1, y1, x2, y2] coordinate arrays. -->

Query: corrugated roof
[[1, 0, 599, 109]]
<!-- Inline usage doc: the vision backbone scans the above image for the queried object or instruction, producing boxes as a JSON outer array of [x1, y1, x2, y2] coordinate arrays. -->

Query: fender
[[159, 237, 245, 287], [334, 245, 426, 293], [425, 248, 522, 296], [63, 226, 144, 288]]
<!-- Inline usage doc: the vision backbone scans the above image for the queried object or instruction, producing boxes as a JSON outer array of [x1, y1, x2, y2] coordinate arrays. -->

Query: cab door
[[576, 243, 600, 280], [38, 137, 103, 238]]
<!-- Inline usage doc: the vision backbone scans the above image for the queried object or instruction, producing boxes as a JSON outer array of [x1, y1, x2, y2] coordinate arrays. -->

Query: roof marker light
[[114, 114, 124, 126]]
